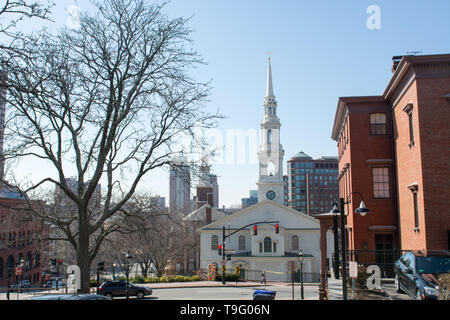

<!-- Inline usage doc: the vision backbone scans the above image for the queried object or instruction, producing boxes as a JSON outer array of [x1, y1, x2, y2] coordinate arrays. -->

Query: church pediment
[[200, 200, 319, 231]]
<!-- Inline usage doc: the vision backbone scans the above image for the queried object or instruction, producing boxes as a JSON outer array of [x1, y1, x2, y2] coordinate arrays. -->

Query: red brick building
[[331, 54, 450, 252], [0, 195, 45, 288]]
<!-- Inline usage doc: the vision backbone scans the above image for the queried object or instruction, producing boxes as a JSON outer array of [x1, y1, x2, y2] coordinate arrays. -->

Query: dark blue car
[[394, 250, 450, 300]]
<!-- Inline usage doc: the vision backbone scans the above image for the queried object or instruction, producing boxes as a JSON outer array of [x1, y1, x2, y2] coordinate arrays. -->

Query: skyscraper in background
[[285, 151, 339, 215]]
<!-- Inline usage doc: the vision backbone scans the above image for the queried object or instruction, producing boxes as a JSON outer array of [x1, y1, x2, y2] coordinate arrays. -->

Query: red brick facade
[[0, 197, 44, 288], [332, 54, 450, 251]]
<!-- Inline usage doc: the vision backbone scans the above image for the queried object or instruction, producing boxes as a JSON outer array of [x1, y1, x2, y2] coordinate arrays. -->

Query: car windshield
[[416, 256, 450, 274]]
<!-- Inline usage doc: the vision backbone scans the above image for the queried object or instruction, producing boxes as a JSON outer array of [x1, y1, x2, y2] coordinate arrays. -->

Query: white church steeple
[[257, 57, 285, 204]]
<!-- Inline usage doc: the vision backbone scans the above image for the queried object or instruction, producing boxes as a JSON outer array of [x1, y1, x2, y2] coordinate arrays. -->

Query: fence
[[243, 269, 320, 283], [333, 249, 408, 278]]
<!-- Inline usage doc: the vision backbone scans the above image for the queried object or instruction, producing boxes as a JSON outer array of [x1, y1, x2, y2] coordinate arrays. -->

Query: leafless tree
[[106, 193, 184, 278], [2, 0, 220, 292], [0, 0, 54, 54]]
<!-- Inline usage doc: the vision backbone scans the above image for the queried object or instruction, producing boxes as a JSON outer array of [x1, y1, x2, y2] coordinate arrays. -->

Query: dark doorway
[[375, 234, 395, 277]]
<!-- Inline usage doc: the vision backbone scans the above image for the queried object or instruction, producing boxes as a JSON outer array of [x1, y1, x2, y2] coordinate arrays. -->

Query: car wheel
[[105, 293, 113, 299], [416, 290, 423, 300], [137, 291, 145, 299], [394, 275, 403, 293]]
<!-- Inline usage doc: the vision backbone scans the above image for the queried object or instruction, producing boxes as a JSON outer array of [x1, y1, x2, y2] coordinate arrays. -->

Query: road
[[146, 284, 317, 300]]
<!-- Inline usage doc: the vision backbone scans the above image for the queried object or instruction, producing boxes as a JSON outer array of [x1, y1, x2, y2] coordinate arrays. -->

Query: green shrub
[[174, 275, 187, 282], [159, 276, 168, 283], [133, 276, 145, 284], [189, 275, 201, 282]]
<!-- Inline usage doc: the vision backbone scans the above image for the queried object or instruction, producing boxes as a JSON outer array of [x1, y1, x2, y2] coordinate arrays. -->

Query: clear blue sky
[[9, 0, 450, 207]]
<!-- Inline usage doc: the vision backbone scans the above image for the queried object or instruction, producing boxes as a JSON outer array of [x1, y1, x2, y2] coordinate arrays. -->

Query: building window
[[370, 113, 387, 135], [373, 167, 390, 199], [403, 104, 414, 147], [413, 192, 419, 228], [238, 235, 246, 251], [259, 243, 263, 253], [291, 235, 299, 251], [264, 237, 272, 253], [267, 129, 272, 144], [211, 235, 218, 250], [408, 184, 419, 229]]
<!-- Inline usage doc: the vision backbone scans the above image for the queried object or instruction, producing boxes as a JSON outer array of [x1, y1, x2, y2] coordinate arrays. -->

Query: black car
[[394, 250, 450, 300], [98, 281, 152, 299]]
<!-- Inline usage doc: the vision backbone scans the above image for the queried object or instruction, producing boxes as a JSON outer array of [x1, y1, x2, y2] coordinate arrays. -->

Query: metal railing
[[333, 249, 408, 278], [243, 269, 320, 283]]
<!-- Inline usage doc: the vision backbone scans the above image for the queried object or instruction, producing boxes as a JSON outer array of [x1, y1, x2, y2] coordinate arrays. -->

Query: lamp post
[[125, 252, 133, 300], [339, 193, 370, 300], [6, 265, 13, 300], [330, 203, 340, 280], [298, 250, 304, 300]]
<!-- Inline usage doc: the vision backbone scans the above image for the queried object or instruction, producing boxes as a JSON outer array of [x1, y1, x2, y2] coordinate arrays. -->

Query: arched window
[[267, 129, 272, 144], [6, 255, 15, 274], [264, 237, 272, 253], [211, 235, 218, 250], [370, 113, 387, 135], [26, 252, 32, 271], [238, 235, 246, 251], [291, 235, 299, 251]]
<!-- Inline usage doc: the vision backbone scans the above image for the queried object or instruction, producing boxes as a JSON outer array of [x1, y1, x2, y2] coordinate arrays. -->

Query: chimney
[[391, 56, 403, 73], [205, 206, 212, 224]]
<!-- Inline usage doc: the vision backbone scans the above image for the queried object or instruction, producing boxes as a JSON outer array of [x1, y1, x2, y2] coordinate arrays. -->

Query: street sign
[[15, 266, 22, 276], [349, 261, 358, 278], [221, 266, 226, 273], [235, 266, 241, 274]]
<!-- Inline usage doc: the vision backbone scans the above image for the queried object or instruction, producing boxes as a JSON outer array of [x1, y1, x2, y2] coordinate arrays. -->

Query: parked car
[[394, 250, 450, 300], [41, 278, 64, 289], [11, 280, 32, 291], [98, 281, 152, 299]]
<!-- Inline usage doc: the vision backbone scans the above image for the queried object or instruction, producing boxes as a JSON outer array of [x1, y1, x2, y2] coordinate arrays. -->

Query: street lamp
[[339, 192, 371, 300], [6, 264, 13, 300], [124, 252, 133, 300], [298, 250, 304, 300], [330, 203, 340, 280]]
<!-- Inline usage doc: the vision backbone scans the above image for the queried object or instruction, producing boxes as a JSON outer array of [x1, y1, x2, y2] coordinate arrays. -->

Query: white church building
[[199, 58, 334, 281]]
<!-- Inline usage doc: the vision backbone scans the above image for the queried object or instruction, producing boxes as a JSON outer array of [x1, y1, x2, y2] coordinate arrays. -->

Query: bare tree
[[0, 0, 54, 54], [106, 193, 184, 278], [2, 0, 220, 292]]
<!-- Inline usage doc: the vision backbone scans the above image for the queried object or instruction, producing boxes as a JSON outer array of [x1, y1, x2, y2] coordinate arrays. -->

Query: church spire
[[266, 56, 274, 98]]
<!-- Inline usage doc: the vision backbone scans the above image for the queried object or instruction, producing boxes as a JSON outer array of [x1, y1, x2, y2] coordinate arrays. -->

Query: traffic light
[[51, 259, 56, 265], [253, 225, 258, 236], [97, 262, 104, 271], [58, 258, 63, 265], [275, 224, 279, 234], [218, 244, 222, 255]]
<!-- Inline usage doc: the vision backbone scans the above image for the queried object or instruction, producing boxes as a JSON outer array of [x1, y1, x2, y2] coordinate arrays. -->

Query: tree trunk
[[77, 219, 91, 293]]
